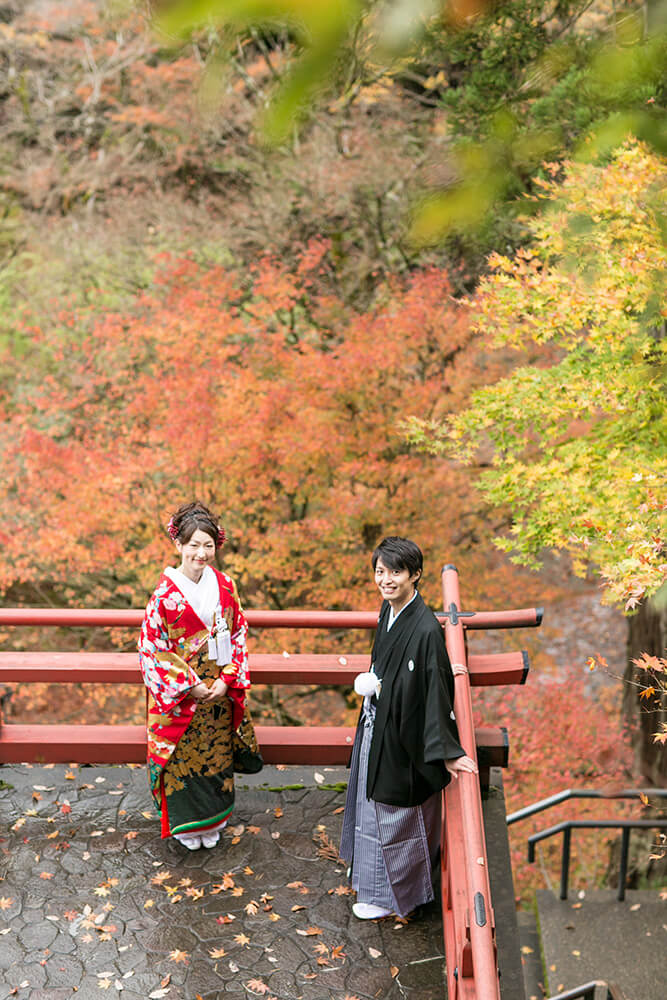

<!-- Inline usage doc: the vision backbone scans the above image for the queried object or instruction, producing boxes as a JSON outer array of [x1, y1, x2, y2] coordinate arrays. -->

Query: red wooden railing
[[0, 586, 542, 999], [441, 565, 541, 999]]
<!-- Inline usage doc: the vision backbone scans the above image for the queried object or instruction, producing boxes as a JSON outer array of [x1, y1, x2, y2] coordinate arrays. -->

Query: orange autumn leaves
[[1, 242, 520, 621]]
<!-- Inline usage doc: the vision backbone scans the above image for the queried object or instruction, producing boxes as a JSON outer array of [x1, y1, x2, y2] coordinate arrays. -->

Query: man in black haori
[[340, 537, 477, 920]]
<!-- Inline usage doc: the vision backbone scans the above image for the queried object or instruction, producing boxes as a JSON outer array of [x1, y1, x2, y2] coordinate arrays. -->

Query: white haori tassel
[[354, 670, 382, 713]]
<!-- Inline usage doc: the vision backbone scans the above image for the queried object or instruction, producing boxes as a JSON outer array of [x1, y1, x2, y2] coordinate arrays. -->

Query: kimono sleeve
[[138, 590, 201, 714], [220, 577, 250, 691], [422, 630, 465, 765]]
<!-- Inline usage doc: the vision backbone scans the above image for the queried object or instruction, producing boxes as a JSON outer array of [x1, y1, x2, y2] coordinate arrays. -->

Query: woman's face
[[176, 528, 216, 582], [374, 556, 420, 611]]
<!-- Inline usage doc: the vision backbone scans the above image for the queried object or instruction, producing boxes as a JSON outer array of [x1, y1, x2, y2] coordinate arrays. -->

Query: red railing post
[[441, 564, 501, 1000]]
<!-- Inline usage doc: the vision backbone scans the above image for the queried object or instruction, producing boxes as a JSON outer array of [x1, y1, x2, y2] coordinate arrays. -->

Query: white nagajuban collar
[[164, 565, 220, 628], [386, 588, 418, 631]]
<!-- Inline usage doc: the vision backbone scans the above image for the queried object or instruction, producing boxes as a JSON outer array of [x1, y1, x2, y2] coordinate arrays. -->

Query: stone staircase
[[517, 888, 666, 1000]]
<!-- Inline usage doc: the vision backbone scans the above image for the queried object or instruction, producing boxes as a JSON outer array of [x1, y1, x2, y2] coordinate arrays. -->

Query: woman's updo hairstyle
[[166, 502, 226, 548]]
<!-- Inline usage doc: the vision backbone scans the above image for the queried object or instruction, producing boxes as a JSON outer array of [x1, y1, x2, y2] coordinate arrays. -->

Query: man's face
[[374, 557, 420, 610]]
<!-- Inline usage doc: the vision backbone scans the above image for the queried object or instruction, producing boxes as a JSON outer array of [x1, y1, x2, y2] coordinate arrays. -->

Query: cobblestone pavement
[[0, 764, 447, 1000]]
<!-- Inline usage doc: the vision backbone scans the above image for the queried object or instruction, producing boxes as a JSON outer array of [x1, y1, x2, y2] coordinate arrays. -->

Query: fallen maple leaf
[[60, 803, 72, 815], [316, 957, 331, 966], [212, 873, 235, 892], [39, 872, 55, 880], [331, 945, 346, 961], [151, 871, 172, 884], [368, 946, 382, 958], [209, 946, 226, 958], [245, 901, 259, 915], [243, 866, 254, 875], [234, 932, 251, 946], [247, 826, 261, 835], [297, 926, 323, 936], [274, 807, 283, 818], [0, 897, 15, 909], [313, 942, 329, 955], [216, 914, 236, 924], [245, 979, 270, 995], [390, 966, 399, 978], [168, 949, 189, 964]]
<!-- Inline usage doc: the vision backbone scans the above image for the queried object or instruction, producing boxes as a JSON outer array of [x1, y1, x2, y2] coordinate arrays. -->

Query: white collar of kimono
[[164, 565, 220, 628], [386, 588, 418, 630]]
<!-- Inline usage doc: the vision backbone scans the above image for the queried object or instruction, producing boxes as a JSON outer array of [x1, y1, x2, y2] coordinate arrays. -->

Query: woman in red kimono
[[138, 501, 261, 850]]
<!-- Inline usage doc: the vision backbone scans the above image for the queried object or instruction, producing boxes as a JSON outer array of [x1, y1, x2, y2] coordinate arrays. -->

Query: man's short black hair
[[371, 536, 423, 579]]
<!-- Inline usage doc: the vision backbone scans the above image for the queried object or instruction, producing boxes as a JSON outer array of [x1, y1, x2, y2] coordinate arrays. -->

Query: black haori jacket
[[361, 592, 465, 807]]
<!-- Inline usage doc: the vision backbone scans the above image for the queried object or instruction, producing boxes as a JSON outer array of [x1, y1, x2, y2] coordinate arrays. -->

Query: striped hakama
[[340, 699, 441, 917]]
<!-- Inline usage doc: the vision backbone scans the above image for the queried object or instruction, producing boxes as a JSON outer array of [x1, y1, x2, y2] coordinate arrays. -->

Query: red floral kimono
[[138, 566, 256, 839]]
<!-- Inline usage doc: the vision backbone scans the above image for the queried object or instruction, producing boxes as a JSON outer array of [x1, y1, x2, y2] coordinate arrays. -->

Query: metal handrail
[[547, 980, 625, 1000], [527, 818, 667, 900], [507, 787, 667, 825]]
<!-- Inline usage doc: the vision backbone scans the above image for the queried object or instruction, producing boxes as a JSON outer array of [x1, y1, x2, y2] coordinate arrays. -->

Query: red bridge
[[0, 564, 541, 1000]]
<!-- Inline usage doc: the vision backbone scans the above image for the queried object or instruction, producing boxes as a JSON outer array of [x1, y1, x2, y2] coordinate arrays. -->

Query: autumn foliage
[[0, 243, 531, 625], [412, 140, 667, 612]]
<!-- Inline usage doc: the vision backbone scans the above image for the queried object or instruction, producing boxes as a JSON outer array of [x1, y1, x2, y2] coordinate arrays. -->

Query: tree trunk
[[623, 585, 667, 786]]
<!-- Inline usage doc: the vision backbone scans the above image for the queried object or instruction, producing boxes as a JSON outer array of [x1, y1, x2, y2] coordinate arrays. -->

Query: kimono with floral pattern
[[138, 568, 253, 838]]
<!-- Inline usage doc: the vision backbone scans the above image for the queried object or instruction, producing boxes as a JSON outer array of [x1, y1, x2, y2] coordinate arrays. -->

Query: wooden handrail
[[442, 565, 503, 1000], [0, 606, 542, 629], [0, 649, 528, 686]]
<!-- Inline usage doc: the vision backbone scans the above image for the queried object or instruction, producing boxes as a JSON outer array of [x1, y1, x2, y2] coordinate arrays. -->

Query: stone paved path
[[0, 764, 447, 1000]]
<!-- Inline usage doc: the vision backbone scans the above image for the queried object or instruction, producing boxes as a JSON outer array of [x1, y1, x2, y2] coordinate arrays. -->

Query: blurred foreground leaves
[[152, 0, 666, 243]]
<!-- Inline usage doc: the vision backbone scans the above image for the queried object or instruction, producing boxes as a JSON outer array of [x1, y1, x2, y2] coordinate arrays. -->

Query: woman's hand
[[445, 754, 478, 779], [190, 682, 210, 702], [198, 677, 229, 703]]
